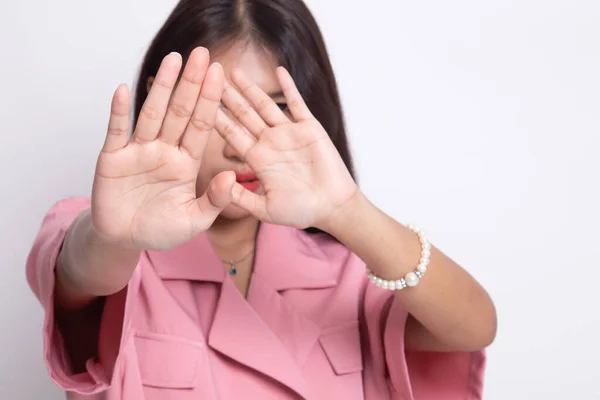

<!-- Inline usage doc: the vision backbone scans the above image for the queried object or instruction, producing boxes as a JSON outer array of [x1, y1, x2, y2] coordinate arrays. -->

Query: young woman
[[27, 0, 496, 398]]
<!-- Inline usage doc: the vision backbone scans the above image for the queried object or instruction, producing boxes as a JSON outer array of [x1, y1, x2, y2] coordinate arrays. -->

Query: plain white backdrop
[[1, 0, 599, 398]]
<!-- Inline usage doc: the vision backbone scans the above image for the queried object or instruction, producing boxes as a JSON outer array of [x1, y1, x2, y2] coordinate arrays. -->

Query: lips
[[234, 171, 260, 192], [235, 171, 257, 182]]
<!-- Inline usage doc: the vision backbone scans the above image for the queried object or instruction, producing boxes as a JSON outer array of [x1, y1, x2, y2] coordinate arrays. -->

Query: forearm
[[322, 192, 497, 352], [56, 209, 141, 310]]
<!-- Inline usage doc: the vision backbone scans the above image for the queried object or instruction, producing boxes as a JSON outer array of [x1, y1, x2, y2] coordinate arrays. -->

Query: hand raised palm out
[[215, 68, 358, 230], [92, 48, 234, 251]]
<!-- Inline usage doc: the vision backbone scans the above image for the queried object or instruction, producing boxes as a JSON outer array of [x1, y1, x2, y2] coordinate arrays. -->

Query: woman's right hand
[[91, 47, 234, 251]]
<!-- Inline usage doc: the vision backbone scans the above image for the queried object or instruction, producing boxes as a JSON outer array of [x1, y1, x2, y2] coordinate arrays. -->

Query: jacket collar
[[146, 223, 335, 399], [146, 222, 338, 291]]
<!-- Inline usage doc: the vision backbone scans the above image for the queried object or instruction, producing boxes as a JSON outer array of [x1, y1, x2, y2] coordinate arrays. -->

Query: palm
[[93, 143, 204, 250], [216, 68, 358, 229], [248, 121, 355, 228], [91, 49, 234, 251]]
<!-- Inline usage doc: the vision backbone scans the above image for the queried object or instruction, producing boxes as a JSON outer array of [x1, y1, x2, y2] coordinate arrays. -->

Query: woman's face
[[200, 43, 286, 220], [149, 42, 287, 221]]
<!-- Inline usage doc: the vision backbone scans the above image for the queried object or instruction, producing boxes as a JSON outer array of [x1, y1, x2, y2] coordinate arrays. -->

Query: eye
[[275, 102, 289, 112]]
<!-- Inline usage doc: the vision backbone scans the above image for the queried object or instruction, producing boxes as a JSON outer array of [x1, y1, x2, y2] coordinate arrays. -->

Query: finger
[[102, 84, 131, 153], [191, 171, 235, 232], [159, 47, 210, 145], [180, 62, 224, 160], [215, 108, 256, 159], [133, 53, 182, 144], [231, 182, 269, 221], [276, 67, 314, 122], [221, 79, 267, 138], [230, 68, 288, 128]]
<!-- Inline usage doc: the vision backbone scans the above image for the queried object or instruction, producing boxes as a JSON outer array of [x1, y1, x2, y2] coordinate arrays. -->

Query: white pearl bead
[[367, 224, 430, 291], [405, 272, 420, 287]]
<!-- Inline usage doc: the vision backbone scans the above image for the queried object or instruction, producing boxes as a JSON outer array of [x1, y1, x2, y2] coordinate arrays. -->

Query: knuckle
[[168, 102, 194, 119], [289, 98, 303, 110], [234, 102, 252, 119], [140, 105, 163, 121], [190, 117, 214, 132], [182, 72, 204, 86], [222, 122, 236, 137], [255, 98, 271, 113], [152, 78, 172, 90], [107, 127, 128, 137]]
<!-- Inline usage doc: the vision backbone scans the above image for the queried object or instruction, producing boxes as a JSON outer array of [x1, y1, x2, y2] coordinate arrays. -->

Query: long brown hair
[[133, 0, 356, 232]]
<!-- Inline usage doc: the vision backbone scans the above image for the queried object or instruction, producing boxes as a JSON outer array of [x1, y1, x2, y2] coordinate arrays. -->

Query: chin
[[217, 203, 254, 221]]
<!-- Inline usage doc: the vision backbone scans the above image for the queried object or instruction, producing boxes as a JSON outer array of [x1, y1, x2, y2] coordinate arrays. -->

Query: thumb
[[191, 171, 235, 230]]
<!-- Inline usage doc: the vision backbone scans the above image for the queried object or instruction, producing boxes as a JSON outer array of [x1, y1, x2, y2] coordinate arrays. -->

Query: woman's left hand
[[216, 67, 358, 229]]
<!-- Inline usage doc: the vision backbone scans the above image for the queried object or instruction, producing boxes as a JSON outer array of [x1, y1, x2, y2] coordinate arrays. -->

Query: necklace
[[221, 248, 255, 276]]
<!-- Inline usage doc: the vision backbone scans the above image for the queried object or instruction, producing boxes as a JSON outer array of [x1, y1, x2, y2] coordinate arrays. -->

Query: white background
[[1, 0, 599, 399]]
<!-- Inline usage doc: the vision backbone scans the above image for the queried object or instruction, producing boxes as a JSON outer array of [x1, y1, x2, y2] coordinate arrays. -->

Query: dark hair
[[133, 0, 355, 232]]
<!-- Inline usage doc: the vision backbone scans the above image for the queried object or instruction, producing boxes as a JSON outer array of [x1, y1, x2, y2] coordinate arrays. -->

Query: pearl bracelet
[[367, 224, 431, 290]]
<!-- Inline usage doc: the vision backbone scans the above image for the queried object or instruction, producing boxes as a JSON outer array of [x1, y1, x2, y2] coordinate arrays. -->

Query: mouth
[[234, 171, 260, 192]]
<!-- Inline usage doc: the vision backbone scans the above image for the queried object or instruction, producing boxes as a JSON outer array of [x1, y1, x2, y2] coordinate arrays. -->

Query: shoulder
[[303, 230, 349, 260], [32, 196, 91, 233], [44, 196, 91, 218]]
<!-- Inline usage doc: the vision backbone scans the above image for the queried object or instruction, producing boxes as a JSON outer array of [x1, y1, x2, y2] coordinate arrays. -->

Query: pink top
[[26, 198, 486, 399]]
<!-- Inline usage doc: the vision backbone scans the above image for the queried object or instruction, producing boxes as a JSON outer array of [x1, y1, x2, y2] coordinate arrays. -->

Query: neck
[[207, 215, 260, 260]]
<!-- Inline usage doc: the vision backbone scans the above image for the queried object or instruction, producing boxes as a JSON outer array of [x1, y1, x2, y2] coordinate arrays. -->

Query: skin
[[55, 43, 496, 360]]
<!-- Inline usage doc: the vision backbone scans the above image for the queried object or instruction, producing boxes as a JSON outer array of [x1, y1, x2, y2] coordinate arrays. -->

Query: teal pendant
[[230, 264, 237, 275]]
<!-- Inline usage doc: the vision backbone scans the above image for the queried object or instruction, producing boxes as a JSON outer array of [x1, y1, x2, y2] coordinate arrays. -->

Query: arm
[[52, 208, 140, 373], [210, 67, 495, 352], [55, 208, 140, 311], [26, 50, 235, 393], [323, 192, 497, 352]]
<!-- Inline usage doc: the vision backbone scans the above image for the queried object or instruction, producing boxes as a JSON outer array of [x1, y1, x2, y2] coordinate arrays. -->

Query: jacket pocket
[[133, 331, 205, 389]]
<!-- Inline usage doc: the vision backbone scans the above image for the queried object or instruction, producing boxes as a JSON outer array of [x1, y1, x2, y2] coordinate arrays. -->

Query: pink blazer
[[26, 198, 486, 399]]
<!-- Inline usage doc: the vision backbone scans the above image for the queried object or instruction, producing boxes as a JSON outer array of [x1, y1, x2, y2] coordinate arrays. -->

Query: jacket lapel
[[209, 278, 313, 398], [247, 274, 321, 368]]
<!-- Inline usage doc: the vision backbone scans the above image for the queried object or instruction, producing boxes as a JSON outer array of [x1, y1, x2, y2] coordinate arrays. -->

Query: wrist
[[318, 192, 422, 281], [318, 190, 373, 238], [63, 210, 140, 296], [87, 209, 139, 252]]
